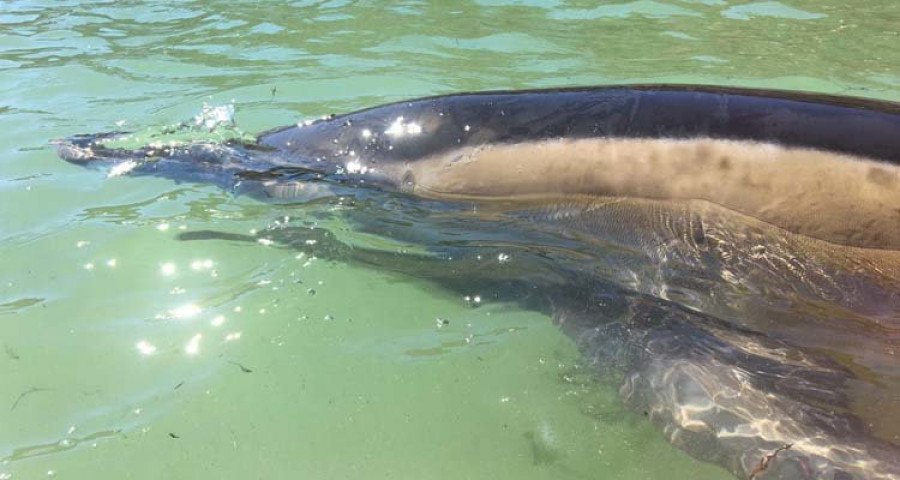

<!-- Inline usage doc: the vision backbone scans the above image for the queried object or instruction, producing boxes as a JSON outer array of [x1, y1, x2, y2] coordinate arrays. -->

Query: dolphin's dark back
[[260, 85, 900, 165]]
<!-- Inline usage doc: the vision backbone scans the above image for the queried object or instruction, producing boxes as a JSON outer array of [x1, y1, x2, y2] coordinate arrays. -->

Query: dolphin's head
[[54, 131, 341, 202], [54, 132, 146, 172]]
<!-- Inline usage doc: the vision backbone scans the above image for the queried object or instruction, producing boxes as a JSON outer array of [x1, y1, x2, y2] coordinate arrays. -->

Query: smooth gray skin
[[58, 85, 900, 479]]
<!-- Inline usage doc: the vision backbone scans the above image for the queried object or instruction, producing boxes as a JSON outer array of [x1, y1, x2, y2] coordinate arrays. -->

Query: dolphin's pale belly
[[402, 138, 900, 250], [57, 85, 900, 479]]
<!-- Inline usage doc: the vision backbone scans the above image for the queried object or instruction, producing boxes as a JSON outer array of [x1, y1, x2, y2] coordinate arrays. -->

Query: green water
[[1, 1, 898, 479]]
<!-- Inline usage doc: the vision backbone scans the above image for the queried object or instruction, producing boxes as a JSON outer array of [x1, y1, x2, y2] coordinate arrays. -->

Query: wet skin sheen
[[58, 85, 900, 480]]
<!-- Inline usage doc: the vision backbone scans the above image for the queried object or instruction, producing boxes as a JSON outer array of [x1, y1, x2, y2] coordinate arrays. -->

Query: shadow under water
[[180, 190, 900, 480]]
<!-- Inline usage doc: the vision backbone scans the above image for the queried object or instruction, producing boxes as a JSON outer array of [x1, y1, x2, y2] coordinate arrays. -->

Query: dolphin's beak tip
[[54, 137, 94, 164]]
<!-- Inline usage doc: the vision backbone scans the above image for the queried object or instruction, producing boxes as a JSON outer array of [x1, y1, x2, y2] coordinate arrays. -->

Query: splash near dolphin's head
[[54, 103, 339, 202], [56, 102, 251, 170]]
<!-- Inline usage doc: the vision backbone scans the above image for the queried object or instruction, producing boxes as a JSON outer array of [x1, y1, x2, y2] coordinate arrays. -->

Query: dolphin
[[57, 85, 900, 479]]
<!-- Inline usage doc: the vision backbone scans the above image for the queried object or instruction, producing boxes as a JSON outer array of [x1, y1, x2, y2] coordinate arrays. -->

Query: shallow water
[[1, 1, 899, 479]]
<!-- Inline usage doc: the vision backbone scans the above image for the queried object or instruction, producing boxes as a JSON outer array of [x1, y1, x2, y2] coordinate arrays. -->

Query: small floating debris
[[749, 444, 793, 480], [10, 386, 50, 411], [228, 360, 253, 373]]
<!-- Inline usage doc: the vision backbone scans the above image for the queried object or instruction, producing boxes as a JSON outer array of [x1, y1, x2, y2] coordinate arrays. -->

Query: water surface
[[2, 1, 898, 479]]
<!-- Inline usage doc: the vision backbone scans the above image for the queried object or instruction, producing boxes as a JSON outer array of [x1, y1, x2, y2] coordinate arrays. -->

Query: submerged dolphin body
[[58, 86, 900, 479]]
